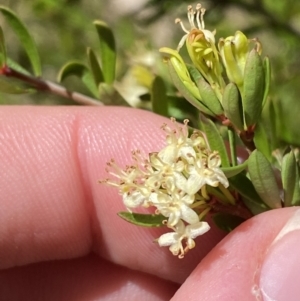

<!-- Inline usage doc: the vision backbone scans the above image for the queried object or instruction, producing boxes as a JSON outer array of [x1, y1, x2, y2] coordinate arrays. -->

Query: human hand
[[0, 106, 299, 300]]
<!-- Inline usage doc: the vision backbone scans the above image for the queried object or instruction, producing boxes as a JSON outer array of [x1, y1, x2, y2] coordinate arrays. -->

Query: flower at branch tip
[[100, 118, 230, 257], [175, 3, 223, 89], [157, 220, 210, 258]]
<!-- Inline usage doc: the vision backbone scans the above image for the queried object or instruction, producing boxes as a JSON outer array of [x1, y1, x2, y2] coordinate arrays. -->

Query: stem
[[228, 127, 237, 166], [239, 127, 256, 151], [210, 199, 253, 220], [1, 66, 103, 106]]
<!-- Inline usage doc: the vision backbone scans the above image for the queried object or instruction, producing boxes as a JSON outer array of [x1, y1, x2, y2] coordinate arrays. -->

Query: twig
[[0, 65, 103, 106]]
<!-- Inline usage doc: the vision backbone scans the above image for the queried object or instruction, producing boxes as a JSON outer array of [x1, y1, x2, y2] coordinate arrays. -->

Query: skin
[[0, 106, 299, 300]]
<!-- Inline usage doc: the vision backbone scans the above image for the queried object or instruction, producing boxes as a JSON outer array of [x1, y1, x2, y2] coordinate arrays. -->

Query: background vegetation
[[1, 0, 300, 145]]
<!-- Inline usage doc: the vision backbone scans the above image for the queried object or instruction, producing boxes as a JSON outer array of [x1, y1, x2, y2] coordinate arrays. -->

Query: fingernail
[[259, 209, 300, 300]]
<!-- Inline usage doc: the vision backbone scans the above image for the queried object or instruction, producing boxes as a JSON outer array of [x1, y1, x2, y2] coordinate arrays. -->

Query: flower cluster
[[101, 118, 229, 258], [160, 3, 268, 132]]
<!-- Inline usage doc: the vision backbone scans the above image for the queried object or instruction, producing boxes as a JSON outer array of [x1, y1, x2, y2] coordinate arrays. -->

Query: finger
[[171, 207, 300, 301], [0, 106, 225, 283], [0, 254, 178, 301]]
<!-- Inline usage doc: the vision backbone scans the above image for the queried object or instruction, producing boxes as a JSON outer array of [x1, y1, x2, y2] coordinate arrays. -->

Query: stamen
[[175, 18, 189, 34], [200, 8, 206, 29], [187, 5, 195, 28], [195, 3, 202, 29]]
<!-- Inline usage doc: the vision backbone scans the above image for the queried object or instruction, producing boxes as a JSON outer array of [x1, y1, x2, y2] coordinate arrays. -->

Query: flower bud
[[218, 31, 261, 91]]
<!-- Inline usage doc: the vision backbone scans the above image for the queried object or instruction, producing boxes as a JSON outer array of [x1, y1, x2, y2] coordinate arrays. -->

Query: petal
[[158, 144, 177, 165], [123, 191, 145, 208], [157, 232, 178, 247], [178, 145, 196, 164], [186, 221, 210, 239], [181, 193, 195, 205], [169, 241, 183, 256], [186, 173, 205, 194], [180, 204, 199, 225], [173, 172, 188, 191], [213, 168, 229, 187], [167, 210, 181, 227]]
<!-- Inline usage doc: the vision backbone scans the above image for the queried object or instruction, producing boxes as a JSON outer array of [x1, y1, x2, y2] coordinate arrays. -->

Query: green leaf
[[151, 76, 169, 117], [200, 114, 230, 167], [212, 213, 245, 232], [292, 163, 300, 206], [0, 53, 31, 75], [282, 151, 300, 206], [167, 60, 214, 116], [87, 47, 104, 87], [0, 6, 41, 76], [229, 173, 269, 215], [118, 212, 165, 227], [0, 26, 7, 66], [93, 20, 116, 84], [57, 61, 99, 98], [188, 65, 223, 115], [223, 83, 244, 131], [242, 49, 265, 128], [196, 78, 224, 116], [253, 121, 272, 162], [222, 160, 248, 178], [248, 150, 282, 209], [262, 57, 271, 108]]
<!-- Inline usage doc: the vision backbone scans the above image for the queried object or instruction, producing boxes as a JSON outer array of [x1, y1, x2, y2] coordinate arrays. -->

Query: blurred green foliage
[[0, 0, 300, 145]]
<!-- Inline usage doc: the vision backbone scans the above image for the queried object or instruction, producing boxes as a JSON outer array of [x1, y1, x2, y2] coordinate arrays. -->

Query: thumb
[[172, 207, 300, 301]]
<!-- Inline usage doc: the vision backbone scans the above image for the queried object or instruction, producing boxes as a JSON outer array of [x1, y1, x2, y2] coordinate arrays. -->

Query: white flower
[[123, 190, 147, 209], [149, 190, 198, 226], [157, 220, 210, 258], [176, 151, 229, 195]]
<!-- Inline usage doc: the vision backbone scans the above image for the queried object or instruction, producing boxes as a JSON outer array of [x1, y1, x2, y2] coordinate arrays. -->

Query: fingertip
[[172, 207, 300, 301]]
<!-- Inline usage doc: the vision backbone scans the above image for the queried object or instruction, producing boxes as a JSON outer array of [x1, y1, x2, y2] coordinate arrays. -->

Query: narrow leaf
[[0, 26, 7, 66], [222, 160, 248, 178], [167, 60, 214, 116], [242, 49, 265, 127], [151, 76, 169, 117], [200, 114, 230, 167], [282, 151, 298, 206], [248, 150, 282, 209], [0, 6, 41, 76], [229, 173, 269, 215], [87, 47, 104, 86], [57, 61, 99, 98], [94, 20, 116, 84], [253, 121, 272, 162], [292, 164, 300, 206], [262, 57, 271, 108], [223, 82, 244, 131], [212, 213, 245, 232], [196, 78, 224, 116], [118, 212, 165, 227]]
